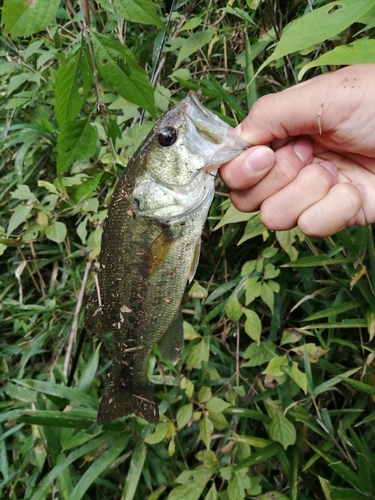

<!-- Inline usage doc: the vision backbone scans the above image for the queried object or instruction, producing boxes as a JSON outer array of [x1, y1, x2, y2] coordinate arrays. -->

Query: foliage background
[[1, 0, 375, 499]]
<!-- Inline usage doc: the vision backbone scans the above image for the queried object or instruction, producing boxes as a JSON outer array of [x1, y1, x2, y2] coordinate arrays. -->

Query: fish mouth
[[183, 92, 249, 170]]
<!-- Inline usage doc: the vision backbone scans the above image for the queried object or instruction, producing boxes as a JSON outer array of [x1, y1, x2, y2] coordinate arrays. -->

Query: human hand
[[220, 64, 375, 237]]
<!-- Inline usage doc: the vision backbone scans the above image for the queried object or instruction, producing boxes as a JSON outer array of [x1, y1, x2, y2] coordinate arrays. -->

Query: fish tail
[[97, 373, 159, 425]]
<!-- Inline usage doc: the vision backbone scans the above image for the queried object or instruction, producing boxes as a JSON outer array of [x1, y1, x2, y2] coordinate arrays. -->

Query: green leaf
[[238, 213, 267, 244], [242, 308, 261, 343], [199, 415, 214, 449], [177, 403, 193, 429], [228, 469, 251, 500], [226, 295, 242, 322], [77, 345, 101, 393], [45, 221, 67, 244], [198, 386, 212, 403], [206, 397, 231, 413], [121, 443, 147, 500], [29, 434, 119, 500], [290, 361, 307, 394], [70, 434, 130, 500], [269, 411, 296, 449], [260, 282, 275, 314], [116, 0, 165, 29], [7, 204, 33, 237], [57, 117, 98, 175], [304, 301, 361, 321], [235, 442, 283, 470], [281, 254, 354, 267], [186, 339, 209, 369], [299, 38, 375, 79], [3, 0, 60, 37], [175, 30, 216, 69], [262, 356, 288, 377], [168, 467, 213, 500], [145, 422, 169, 444], [276, 228, 304, 261], [55, 46, 92, 127], [243, 341, 276, 366], [91, 31, 156, 118], [257, 0, 375, 74], [214, 204, 253, 229]]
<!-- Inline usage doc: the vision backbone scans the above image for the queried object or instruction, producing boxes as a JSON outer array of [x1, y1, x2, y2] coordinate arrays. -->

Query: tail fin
[[97, 373, 159, 425]]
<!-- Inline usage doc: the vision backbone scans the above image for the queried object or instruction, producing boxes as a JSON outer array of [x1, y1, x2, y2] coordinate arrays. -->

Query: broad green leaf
[[290, 361, 307, 394], [260, 282, 274, 314], [175, 30, 216, 69], [291, 343, 329, 363], [214, 204, 253, 229], [245, 278, 262, 305], [242, 308, 261, 343], [168, 467, 213, 500], [177, 403, 193, 429], [186, 339, 209, 369], [276, 228, 303, 261], [208, 411, 228, 430], [226, 295, 242, 322], [70, 435, 130, 500], [199, 415, 214, 449], [257, 0, 375, 74], [243, 341, 276, 366], [238, 213, 267, 244], [45, 221, 67, 244], [145, 422, 169, 444], [91, 31, 156, 118], [55, 46, 92, 127], [269, 411, 296, 449], [121, 443, 147, 500], [280, 329, 303, 346], [198, 386, 212, 403], [262, 355, 288, 377], [299, 39, 375, 79], [116, 0, 165, 29], [11, 184, 38, 202], [7, 204, 33, 237], [206, 397, 231, 413], [57, 117, 98, 175], [228, 469, 251, 500], [3, 0, 60, 38]]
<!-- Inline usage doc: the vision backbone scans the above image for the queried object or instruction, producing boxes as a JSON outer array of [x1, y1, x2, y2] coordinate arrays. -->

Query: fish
[[84, 91, 249, 425]]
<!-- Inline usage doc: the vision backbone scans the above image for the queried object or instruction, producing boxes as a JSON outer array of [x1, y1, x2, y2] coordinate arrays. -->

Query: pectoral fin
[[188, 239, 201, 283], [144, 228, 177, 277], [157, 311, 184, 362]]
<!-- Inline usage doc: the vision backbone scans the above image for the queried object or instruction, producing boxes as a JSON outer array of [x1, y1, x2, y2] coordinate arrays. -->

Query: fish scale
[[84, 92, 249, 424]]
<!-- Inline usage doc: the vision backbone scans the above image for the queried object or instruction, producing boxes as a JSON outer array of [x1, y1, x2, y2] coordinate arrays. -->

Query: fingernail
[[353, 182, 366, 197], [293, 139, 313, 163], [233, 124, 242, 136], [320, 161, 338, 177], [243, 146, 275, 173]]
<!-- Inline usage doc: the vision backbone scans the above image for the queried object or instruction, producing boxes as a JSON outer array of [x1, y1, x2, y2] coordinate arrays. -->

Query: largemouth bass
[[85, 92, 248, 424]]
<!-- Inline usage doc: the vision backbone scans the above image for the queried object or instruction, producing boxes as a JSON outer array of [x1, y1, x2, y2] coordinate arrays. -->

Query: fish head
[[133, 92, 249, 223]]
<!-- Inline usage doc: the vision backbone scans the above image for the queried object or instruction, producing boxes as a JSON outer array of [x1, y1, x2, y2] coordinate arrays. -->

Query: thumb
[[239, 65, 367, 145]]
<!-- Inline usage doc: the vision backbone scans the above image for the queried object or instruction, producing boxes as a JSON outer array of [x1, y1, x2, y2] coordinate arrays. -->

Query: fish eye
[[158, 127, 178, 147]]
